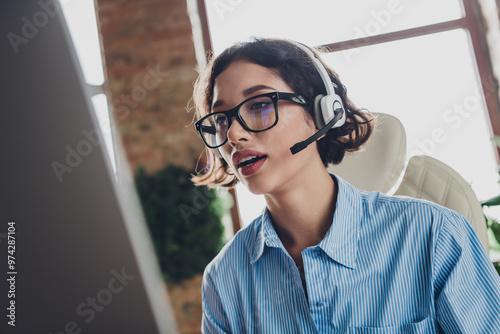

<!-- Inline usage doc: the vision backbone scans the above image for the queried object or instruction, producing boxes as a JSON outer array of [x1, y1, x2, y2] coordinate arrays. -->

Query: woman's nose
[[227, 117, 250, 146]]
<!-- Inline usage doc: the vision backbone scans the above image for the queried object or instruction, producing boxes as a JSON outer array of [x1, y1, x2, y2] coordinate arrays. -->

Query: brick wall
[[94, 1, 206, 332], [95, 0, 204, 175]]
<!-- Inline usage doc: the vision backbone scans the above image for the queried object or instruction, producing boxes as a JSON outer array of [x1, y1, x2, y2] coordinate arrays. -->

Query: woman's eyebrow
[[242, 84, 275, 96], [212, 84, 276, 110]]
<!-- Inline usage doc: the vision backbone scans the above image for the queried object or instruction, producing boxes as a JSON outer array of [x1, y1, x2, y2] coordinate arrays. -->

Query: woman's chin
[[240, 178, 270, 196]]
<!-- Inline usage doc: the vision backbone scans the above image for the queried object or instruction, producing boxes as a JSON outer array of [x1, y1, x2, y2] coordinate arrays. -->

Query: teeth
[[239, 156, 258, 165]]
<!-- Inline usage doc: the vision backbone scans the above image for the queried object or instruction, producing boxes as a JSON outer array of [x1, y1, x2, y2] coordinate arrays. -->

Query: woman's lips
[[239, 156, 267, 176], [232, 149, 267, 176]]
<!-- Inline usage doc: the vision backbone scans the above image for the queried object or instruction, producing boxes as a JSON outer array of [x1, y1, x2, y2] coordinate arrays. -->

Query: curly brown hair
[[192, 38, 374, 188]]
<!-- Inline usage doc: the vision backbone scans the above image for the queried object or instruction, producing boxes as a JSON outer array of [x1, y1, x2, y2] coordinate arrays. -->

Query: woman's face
[[212, 60, 323, 195]]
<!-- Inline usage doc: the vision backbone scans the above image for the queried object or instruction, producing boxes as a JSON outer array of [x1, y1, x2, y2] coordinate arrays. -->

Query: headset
[[210, 39, 346, 158], [287, 40, 346, 155]]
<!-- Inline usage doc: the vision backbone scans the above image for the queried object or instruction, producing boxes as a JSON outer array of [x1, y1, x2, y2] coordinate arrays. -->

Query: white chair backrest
[[394, 155, 489, 253], [328, 112, 406, 193]]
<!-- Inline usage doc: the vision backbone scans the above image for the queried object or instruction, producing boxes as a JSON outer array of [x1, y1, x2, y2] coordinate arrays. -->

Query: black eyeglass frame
[[195, 92, 311, 149]]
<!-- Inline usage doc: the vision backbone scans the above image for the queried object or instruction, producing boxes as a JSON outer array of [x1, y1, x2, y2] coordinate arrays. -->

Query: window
[[59, 0, 116, 171]]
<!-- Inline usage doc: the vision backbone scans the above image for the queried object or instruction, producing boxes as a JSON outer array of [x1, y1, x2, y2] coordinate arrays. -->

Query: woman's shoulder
[[359, 186, 460, 215], [336, 174, 458, 219], [356, 186, 470, 235]]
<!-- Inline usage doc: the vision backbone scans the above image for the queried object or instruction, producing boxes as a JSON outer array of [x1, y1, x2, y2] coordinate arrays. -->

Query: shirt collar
[[317, 175, 362, 269], [250, 174, 362, 269], [251, 208, 283, 264]]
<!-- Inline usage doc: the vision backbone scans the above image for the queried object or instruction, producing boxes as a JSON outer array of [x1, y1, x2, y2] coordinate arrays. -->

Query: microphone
[[290, 108, 343, 155]]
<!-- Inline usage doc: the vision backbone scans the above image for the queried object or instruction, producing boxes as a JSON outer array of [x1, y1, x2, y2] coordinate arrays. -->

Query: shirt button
[[316, 301, 325, 307]]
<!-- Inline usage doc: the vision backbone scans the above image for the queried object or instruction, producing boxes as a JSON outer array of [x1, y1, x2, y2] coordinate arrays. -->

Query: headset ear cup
[[320, 93, 346, 129], [313, 94, 326, 129]]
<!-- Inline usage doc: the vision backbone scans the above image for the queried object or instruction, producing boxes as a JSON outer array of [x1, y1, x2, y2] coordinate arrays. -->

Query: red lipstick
[[232, 149, 267, 176]]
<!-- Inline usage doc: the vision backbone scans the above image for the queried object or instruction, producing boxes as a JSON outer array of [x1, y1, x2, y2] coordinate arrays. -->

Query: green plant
[[480, 135, 500, 274], [481, 194, 500, 275], [482, 194, 500, 245], [483, 212, 500, 245], [135, 164, 225, 283]]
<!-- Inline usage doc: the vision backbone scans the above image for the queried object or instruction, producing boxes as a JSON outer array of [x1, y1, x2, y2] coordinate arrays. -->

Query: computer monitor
[[0, 1, 178, 333]]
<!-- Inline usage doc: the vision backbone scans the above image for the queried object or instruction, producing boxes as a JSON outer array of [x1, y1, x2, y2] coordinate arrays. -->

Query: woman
[[192, 38, 500, 333]]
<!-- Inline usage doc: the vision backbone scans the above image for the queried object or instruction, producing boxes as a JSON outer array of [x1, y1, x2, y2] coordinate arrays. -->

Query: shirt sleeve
[[433, 211, 500, 332], [201, 269, 231, 334]]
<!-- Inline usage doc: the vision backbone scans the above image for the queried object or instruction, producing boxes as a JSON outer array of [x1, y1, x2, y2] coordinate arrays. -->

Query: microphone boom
[[290, 108, 343, 155]]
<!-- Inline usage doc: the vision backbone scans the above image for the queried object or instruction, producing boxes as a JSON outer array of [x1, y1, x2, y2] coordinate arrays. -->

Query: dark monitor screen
[[0, 1, 178, 333]]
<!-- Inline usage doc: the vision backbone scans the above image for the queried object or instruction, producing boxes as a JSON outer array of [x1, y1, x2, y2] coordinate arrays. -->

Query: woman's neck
[[264, 165, 337, 253]]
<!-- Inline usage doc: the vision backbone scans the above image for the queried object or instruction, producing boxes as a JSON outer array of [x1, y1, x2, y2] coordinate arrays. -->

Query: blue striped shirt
[[202, 175, 500, 333]]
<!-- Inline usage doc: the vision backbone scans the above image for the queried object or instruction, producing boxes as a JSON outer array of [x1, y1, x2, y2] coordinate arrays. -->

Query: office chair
[[394, 155, 489, 253], [328, 112, 407, 193]]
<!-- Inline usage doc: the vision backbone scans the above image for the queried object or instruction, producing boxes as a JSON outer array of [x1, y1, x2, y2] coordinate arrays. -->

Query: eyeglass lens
[[200, 95, 276, 147]]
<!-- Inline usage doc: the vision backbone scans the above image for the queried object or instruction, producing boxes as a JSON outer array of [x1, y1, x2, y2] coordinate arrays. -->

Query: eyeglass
[[195, 92, 311, 149]]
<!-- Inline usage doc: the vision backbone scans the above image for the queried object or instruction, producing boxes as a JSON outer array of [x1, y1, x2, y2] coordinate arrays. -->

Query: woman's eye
[[249, 102, 271, 110], [214, 116, 227, 125]]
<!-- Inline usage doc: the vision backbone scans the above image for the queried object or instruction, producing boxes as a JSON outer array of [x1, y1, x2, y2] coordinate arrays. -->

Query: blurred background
[[58, 0, 500, 332]]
